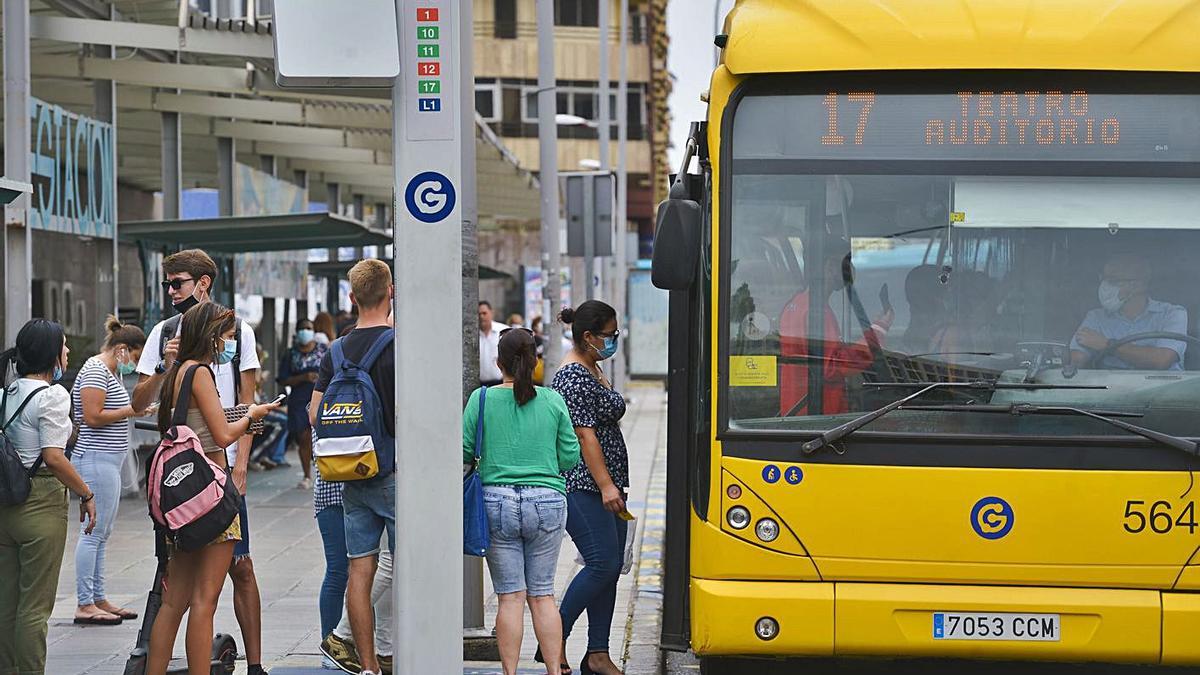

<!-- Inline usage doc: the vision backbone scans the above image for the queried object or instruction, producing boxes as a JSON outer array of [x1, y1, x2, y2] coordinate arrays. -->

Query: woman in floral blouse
[[551, 300, 628, 675], [276, 318, 328, 489]]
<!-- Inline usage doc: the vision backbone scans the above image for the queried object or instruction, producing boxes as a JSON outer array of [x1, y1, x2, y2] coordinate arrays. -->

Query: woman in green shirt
[[463, 327, 580, 675]]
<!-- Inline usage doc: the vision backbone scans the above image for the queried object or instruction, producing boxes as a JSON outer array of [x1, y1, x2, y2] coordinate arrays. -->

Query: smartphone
[[270, 393, 287, 405], [879, 283, 893, 314]]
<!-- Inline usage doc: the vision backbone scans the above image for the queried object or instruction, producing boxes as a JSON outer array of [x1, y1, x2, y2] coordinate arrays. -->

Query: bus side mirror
[[651, 182, 701, 291]]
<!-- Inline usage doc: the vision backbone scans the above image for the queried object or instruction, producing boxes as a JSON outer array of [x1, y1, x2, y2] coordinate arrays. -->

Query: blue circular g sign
[[404, 171, 456, 223], [971, 496, 1014, 540]]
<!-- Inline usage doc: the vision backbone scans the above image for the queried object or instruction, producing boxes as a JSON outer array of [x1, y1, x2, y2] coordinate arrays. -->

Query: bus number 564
[[1123, 500, 1197, 534]]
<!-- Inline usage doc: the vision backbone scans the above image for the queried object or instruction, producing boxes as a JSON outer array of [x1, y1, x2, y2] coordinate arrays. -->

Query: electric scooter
[[122, 527, 237, 674]]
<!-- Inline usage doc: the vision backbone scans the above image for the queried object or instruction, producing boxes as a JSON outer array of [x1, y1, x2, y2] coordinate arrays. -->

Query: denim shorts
[[483, 486, 567, 596], [343, 476, 396, 559]]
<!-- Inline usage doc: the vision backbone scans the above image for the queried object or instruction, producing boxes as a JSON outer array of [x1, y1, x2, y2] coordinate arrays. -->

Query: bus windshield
[[724, 81, 1200, 440]]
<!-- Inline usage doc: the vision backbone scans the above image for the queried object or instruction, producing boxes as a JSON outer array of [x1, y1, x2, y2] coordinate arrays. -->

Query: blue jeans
[[316, 505, 349, 637], [482, 486, 567, 596], [559, 489, 628, 653], [71, 451, 125, 606], [343, 476, 395, 558]]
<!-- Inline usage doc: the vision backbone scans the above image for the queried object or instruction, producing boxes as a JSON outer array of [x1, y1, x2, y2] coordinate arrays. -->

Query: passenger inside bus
[[1069, 253, 1189, 370], [778, 181, 894, 416]]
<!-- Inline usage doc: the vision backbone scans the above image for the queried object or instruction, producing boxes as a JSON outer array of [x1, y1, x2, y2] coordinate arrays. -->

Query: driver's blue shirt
[[1070, 299, 1188, 370]]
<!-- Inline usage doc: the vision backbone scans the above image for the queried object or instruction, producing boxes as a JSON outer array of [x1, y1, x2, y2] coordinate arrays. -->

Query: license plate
[[932, 612, 1060, 641]]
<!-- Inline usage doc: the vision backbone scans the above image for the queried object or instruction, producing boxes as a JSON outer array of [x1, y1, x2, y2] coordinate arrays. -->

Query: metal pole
[[597, 0, 610, 309], [598, 0, 610, 171], [458, 0, 488, 639], [217, 136, 235, 218], [615, 0, 629, 392], [713, 0, 723, 68], [393, 0, 463, 671], [94, 12, 119, 327], [583, 176, 595, 302], [4, 0, 31, 346], [538, 0, 564, 385], [325, 182, 341, 312]]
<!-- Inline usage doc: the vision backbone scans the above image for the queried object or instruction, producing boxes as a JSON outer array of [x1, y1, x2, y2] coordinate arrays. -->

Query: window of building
[[522, 88, 540, 123], [630, 12, 647, 44], [475, 82, 500, 121], [494, 0, 517, 39], [555, 0, 599, 27]]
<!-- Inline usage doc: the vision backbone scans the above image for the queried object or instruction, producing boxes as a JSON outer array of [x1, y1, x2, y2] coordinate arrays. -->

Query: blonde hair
[[349, 259, 392, 310]]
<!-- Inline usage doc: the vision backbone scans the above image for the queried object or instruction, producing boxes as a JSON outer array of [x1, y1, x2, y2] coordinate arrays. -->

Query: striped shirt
[[71, 356, 131, 454]]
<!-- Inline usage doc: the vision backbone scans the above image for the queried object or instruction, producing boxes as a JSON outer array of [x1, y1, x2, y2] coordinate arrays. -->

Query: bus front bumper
[[691, 579, 1200, 665]]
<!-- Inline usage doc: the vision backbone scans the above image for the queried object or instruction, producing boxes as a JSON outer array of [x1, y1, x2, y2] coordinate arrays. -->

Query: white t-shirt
[[136, 316, 261, 462], [1, 378, 72, 468], [478, 320, 507, 383]]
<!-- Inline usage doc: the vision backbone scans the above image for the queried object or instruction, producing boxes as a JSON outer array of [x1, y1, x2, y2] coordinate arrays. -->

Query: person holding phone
[[277, 319, 327, 489], [551, 301, 629, 675]]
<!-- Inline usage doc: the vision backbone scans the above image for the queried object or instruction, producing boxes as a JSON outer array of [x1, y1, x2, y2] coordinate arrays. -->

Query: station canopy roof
[[120, 211, 391, 253], [14, 0, 541, 229]]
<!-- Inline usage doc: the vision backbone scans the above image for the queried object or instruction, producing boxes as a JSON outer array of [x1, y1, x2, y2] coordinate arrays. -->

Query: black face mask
[[172, 294, 200, 315]]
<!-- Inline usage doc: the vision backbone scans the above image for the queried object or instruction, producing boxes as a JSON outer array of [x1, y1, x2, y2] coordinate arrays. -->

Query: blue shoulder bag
[[463, 387, 489, 557]]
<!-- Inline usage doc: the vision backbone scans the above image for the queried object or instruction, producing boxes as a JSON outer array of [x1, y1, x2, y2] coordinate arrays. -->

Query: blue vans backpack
[[313, 329, 394, 481]]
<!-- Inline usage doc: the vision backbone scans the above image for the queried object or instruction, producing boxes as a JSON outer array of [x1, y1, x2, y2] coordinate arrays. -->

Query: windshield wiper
[[900, 403, 1200, 457], [800, 381, 1106, 455]]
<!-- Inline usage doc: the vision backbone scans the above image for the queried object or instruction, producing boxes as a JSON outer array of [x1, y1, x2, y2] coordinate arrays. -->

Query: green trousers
[[0, 472, 68, 675]]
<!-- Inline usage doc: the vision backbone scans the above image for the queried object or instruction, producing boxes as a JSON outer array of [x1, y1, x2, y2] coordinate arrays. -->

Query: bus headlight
[[755, 616, 779, 641], [726, 506, 751, 530], [726, 484, 742, 500], [755, 518, 780, 542]]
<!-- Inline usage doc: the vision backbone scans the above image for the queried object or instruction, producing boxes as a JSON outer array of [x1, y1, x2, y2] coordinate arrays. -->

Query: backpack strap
[[169, 364, 211, 433], [330, 336, 346, 372], [232, 318, 243, 402], [474, 386, 487, 462], [357, 329, 395, 371], [158, 315, 183, 364], [2, 385, 49, 432]]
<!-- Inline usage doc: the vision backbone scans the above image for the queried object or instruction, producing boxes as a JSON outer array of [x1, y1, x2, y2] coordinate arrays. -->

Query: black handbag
[[0, 385, 49, 506]]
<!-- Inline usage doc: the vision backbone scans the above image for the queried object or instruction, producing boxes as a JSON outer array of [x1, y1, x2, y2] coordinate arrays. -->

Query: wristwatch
[[154, 361, 167, 374], [80, 493, 95, 504]]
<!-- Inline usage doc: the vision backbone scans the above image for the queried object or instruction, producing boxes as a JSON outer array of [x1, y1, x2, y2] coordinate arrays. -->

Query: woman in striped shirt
[[69, 315, 146, 625]]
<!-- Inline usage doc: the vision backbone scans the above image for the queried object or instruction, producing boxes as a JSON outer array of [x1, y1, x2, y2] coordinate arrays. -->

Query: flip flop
[[74, 613, 123, 626], [106, 607, 139, 620]]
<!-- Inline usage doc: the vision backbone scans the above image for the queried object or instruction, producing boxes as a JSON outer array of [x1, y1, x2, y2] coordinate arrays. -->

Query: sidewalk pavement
[[46, 382, 668, 675]]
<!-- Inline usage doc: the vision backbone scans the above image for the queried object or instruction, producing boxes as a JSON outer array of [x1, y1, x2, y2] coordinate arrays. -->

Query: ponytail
[[498, 328, 538, 406]]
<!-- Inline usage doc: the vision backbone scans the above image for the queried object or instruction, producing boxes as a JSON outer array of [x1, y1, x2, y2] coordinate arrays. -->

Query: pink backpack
[[147, 365, 241, 552]]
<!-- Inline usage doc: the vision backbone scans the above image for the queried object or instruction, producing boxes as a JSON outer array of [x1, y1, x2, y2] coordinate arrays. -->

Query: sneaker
[[378, 654, 392, 675], [248, 461, 264, 472], [320, 633, 361, 674], [320, 656, 341, 670], [297, 477, 313, 490]]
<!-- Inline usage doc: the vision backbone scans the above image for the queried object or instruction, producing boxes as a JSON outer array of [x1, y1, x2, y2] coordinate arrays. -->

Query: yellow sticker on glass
[[950, 211, 966, 223], [730, 355, 778, 387]]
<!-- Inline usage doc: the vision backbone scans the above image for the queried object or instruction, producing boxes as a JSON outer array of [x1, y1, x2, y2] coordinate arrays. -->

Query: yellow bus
[[653, 0, 1200, 671]]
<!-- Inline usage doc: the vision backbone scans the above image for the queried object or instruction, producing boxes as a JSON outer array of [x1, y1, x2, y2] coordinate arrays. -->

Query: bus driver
[[1070, 253, 1188, 370]]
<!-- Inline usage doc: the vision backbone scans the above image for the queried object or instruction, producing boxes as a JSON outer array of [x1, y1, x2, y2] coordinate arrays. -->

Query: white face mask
[[1098, 280, 1125, 313]]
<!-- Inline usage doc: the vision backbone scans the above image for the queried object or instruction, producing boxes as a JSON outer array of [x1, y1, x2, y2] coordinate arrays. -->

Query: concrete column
[[352, 194, 365, 260], [4, 0, 31, 346], [296, 169, 310, 321], [217, 136, 236, 218], [325, 182, 341, 312], [162, 112, 182, 220], [95, 25, 119, 331], [259, 154, 278, 385]]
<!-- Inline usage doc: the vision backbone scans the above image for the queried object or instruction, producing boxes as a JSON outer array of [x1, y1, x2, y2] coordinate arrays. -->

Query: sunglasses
[[161, 277, 195, 292]]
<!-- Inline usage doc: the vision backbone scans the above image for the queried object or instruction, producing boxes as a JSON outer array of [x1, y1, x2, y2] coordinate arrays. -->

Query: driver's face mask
[[1098, 280, 1125, 313]]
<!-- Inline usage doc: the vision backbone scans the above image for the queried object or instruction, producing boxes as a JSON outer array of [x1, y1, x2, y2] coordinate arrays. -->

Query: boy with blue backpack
[[309, 258, 395, 675]]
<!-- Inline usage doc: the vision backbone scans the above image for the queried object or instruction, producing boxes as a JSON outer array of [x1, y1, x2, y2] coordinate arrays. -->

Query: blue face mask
[[296, 329, 315, 344], [52, 366, 64, 382], [117, 355, 137, 377], [592, 336, 618, 361], [216, 338, 237, 365]]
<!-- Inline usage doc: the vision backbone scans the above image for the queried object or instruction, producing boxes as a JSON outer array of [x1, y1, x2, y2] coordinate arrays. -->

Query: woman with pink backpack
[[145, 303, 279, 675]]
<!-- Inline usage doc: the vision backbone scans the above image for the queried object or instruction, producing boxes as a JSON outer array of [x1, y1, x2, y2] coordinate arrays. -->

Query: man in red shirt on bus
[[778, 233, 893, 417]]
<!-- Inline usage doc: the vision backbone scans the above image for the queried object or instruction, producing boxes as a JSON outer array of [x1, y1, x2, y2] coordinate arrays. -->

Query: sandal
[[534, 645, 571, 675], [96, 602, 138, 620], [74, 611, 123, 626]]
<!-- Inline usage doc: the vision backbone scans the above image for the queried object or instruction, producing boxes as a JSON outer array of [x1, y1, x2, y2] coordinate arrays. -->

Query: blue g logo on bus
[[971, 496, 1014, 540]]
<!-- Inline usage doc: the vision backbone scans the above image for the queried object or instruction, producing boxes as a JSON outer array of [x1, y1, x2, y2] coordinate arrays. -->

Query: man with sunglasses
[[1070, 253, 1188, 370], [131, 249, 271, 675]]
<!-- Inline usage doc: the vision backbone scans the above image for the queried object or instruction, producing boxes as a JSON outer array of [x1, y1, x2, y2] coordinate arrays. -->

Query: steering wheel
[[1090, 331, 1200, 368]]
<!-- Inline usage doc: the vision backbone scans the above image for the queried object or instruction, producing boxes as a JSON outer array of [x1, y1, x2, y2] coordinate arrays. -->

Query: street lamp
[[556, 113, 597, 128]]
